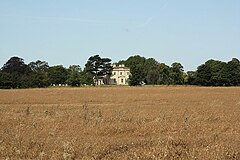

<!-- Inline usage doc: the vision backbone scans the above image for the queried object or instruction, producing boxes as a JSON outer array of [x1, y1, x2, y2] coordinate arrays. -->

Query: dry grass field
[[0, 86, 240, 159]]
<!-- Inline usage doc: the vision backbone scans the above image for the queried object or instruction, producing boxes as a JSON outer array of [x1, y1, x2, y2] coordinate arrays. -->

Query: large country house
[[111, 64, 131, 85], [94, 64, 131, 85]]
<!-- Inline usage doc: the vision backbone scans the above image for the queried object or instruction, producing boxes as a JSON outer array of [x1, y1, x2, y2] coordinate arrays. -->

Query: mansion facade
[[94, 64, 131, 85], [111, 64, 130, 85]]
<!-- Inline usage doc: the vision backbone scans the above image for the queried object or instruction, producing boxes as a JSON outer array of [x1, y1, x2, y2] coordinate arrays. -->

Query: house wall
[[111, 65, 130, 85]]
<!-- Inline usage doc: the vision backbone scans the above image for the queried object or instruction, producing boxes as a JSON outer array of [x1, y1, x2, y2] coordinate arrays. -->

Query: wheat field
[[0, 86, 239, 159]]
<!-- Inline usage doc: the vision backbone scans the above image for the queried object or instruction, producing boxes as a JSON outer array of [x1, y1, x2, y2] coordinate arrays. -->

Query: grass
[[0, 86, 240, 159]]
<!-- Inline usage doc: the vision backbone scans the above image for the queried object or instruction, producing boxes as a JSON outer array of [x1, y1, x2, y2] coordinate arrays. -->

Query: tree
[[0, 71, 11, 89], [194, 59, 231, 86], [186, 71, 197, 85], [2, 56, 28, 74], [144, 58, 159, 85], [226, 58, 240, 86], [85, 55, 102, 79], [195, 64, 212, 86], [28, 60, 49, 73], [48, 65, 69, 85], [129, 65, 144, 86], [116, 60, 126, 65], [1, 56, 31, 88], [84, 55, 113, 85], [146, 69, 159, 85], [28, 60, 50, 87], [124, 55, 146, 86], [205, 60, 227, 86], [170, 62, 184, 85], [80, 70, 94, 85], [157, 63, 171, 85], [101, 58, 113, 84], [66, 65, 82, 86], [68, 65, 81, 73]]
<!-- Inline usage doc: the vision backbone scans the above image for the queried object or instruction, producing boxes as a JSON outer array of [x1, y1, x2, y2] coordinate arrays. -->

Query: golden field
[[0, 86, 240, 159]]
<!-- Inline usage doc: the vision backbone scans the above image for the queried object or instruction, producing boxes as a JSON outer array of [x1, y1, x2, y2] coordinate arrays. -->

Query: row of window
[[113, 78, 125, 83], [113, 71, 130, 75]]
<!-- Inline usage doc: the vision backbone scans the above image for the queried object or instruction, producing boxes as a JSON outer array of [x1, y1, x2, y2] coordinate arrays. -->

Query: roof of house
[[113, 66, 130, 70]]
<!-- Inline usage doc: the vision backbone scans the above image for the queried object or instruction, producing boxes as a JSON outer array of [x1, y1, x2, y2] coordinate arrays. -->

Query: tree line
[[0, 55, 239, 89]]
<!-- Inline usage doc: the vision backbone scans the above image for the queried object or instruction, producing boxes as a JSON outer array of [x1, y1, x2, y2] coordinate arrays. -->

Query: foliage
[[170, 62, 184, 85], [186, 71, 197, 85], [124, 55, 146, 86], [1, 56, 31, 88], [226, 58, 240, 86], [48, 65, 69, 85], [0, 55, 240, 89], [66, 65, 81, 86], [84, 55, 113, 85], [0, 72, 11, 89], [157, 63, 171, 85], [129, 65, 145, 86], [144, 58, 159, 85], [193, 58, 240, 86], [80, 70, 94, 85], [28, 60, 50, 87]]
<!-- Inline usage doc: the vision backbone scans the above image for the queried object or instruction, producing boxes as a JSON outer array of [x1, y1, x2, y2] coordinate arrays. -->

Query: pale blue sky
[[0, 0, 239, 71]]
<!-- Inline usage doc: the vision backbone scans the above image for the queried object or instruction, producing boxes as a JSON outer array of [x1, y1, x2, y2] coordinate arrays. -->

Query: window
[[121, 79, 124, 83], [120, 72, 122, 75], [113, 72, 116, 75]]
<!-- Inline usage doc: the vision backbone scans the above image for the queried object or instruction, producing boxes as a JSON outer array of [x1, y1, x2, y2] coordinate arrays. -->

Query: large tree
[[157, 63, 171, 85], [145, 58, 159, 85], [66, 65, 82, 86], [186, 71, 197, 85], [1, 56, 31, 88], [195, 64, 212, 86], [84, 55, 113, 85], [226, 58, 240, 86], [0, 71, 11, 89], [28, 60, 50, 87], [124, 55, 146, 86], [170, 62, 184, 85], [48, 65, 69, 85], [195, 59, 231, 86]]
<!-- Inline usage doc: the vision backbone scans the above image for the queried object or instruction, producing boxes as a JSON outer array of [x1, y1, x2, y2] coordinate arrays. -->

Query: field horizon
[[0, 86, 239, 159]]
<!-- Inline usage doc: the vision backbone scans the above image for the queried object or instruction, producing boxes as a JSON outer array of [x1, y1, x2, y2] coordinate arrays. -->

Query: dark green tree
[[226, 58, 240, 86], [144, 58, 159, 84], [205, 60, 228, 86], [195, 64, 212, 86], [80, 70, 94, 85], [28, 60, 49, 73], [84, 55, 113, 85], [195, 59, 230, 86], [1, 56, 31, 88], [48, 65, 69, 85], [157, 63, 171, 85], [129, 65, 144, 86], [0, 71, 11, 89], [124, 55, 146, 86], [186, 71, 197, 85], [170, 62, 184, 85], [66, 65, 81, 86], [101, 57, 113, 84], [28, 60, 50, 87]]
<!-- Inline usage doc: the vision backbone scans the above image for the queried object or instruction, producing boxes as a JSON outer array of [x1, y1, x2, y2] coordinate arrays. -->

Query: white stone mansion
[[110, 64, 131, 85]]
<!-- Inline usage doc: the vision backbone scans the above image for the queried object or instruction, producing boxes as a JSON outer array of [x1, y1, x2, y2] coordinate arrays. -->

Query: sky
[[0, 0, 239, 71]]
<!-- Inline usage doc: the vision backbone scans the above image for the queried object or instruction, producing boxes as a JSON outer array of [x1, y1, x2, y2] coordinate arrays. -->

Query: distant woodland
[[0, 55, 240, 88]]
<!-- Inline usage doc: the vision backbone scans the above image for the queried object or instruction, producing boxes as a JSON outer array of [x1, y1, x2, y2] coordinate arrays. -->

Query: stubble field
[[0, 86, 240, 159]]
